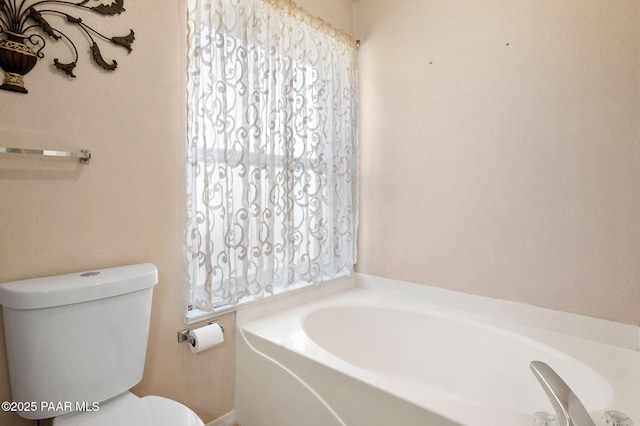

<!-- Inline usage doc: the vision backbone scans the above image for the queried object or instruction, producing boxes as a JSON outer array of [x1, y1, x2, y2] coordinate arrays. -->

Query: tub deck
[[235, 275, 640, 426]]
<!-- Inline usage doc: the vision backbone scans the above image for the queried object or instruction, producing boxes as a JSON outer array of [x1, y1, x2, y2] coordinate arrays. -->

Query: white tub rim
[[237, 274, 640, 425]]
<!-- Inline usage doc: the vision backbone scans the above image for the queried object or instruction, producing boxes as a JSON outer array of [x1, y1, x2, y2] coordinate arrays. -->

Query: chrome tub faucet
[[530, 361, 596, 426]]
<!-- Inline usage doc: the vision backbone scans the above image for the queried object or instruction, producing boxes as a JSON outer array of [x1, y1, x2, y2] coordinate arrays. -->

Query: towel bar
[[0, 147, 91, 164]]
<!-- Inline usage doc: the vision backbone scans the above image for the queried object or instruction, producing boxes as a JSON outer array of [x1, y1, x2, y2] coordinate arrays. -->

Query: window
[[186, 0, 358, 312]]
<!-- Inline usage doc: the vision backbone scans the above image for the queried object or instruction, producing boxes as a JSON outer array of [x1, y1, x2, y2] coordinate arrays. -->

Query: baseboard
[[207, 410, 236, 426]]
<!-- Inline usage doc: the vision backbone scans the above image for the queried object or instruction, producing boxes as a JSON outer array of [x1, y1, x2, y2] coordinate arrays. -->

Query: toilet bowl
[[0, 263, 206, 425], [53, 392, 204, 426]]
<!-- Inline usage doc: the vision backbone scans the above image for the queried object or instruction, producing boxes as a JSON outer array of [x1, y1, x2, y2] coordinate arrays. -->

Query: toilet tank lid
[[0, 263, 158, 310]]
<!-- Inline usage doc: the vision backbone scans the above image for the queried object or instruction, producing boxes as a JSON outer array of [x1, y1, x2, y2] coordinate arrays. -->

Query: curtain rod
[[263, 0, 358, 48]]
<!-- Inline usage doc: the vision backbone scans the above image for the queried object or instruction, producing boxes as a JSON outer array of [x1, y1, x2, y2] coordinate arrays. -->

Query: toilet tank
[[0, 263, 158, 420]]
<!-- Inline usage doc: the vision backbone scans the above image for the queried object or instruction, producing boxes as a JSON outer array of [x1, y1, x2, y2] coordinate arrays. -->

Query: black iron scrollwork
[[0, 0, 134, 92]]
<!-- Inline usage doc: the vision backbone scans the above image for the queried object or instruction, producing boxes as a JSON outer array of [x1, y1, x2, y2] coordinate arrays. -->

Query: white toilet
[[0, 263, 205, 426]]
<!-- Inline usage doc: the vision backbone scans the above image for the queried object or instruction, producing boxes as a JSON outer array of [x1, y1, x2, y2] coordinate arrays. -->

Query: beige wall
[[297, 0, 355, 34], [0, 1, 353, 425], [355, 0, 640, 325]]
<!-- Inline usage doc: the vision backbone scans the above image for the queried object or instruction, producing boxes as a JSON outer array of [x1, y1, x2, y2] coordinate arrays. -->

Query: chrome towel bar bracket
[[0, 147, 92, 164]]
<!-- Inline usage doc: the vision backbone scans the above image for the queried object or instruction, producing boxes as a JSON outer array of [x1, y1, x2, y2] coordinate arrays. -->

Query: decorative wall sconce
[[0, 0, 134, 94]]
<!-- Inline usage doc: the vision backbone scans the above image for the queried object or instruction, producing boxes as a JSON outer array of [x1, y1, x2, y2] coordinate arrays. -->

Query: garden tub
[[235, 275, 640, 425]]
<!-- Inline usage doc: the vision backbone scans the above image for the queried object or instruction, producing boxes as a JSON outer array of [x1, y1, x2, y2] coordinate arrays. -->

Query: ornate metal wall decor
[[0, 0, 134, 93]]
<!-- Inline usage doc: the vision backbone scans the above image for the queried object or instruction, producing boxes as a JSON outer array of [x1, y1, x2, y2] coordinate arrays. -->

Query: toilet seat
[[52, 392, 205, 426]]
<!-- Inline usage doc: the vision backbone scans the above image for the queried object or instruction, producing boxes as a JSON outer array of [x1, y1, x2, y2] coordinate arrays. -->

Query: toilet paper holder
[[177, 321, 224, 346]]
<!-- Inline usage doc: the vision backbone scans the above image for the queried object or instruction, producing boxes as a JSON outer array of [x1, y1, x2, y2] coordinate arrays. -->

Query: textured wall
[[0, 2, 235, 424], [355, 0, 640, 325], [0, 1, 354, 425], [298, 0, 355, 34]]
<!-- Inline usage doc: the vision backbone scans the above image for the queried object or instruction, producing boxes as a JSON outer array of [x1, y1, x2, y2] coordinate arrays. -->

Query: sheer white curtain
[[186, 0, 358, 310]]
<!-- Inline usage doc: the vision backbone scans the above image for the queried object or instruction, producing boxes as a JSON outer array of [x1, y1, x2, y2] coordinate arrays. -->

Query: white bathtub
[[235, 275, 640, 426]]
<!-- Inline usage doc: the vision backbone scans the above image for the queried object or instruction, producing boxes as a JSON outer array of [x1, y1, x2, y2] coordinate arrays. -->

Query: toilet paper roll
[[189, 322, 224, 353]]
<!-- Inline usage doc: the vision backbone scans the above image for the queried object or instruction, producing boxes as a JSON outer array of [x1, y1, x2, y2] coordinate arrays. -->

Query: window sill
[[185, 273, 356, 326]]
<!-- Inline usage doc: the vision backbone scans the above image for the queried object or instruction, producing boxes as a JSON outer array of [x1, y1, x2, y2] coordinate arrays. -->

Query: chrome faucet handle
[[603, 410, 635, 426], [532, 411, 560, 426], [530, 361, 595, 426]]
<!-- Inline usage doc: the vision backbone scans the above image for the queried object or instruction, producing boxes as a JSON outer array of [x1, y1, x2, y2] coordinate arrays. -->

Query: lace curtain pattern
[[186, 0, 358, 310]]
